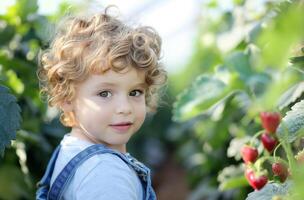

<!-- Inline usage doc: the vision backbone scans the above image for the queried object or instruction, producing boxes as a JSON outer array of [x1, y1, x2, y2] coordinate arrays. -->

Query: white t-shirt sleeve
[[74, 154, 139, 200]]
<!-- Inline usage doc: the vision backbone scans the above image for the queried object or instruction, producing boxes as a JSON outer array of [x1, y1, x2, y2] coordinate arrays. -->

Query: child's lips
[[110, 122, 133, 132]]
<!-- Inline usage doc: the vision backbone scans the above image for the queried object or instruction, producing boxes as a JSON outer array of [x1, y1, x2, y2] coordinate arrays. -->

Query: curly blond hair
[[37, 7, 167, 127]]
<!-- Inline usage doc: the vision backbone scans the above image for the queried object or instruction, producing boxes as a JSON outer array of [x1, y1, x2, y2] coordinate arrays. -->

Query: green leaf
[[277, 100, 304, 143], [288, 165, 304, 200], [33, 15, 52, 42], [0, 55, 36, 76], [172, 75, 239, 122], [247, 73, 271, 97], [7, 0, 38, 21], [218, 164, 248, 191], [224, 51, 253, 81], [227, 137, 251, 160], [247, 23, 263, 44], [207, 0, 218, 8], [290, 56, 304, 68], [0, 85, 21, 156], [256, 69, 300, 111], [0, 24, 15, 46], [257, 2, 304, 70], [0, 164, 31, 200], [277, 82, 304, 110], [5, 70, 24, 94], [219, 176, 248, 191], [173, 75, 225, 122], [233, 0, 245, 6], [246, 182, 291, 200]]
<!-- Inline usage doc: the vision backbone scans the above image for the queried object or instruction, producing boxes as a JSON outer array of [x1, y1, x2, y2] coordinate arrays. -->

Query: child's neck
[[70, 127, 127, 154]]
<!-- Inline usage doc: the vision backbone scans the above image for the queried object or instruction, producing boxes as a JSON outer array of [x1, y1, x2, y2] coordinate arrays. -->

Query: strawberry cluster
[[260, 112, 280, 153], [241, 111, 288, 191], [241, 143, 268, 190]]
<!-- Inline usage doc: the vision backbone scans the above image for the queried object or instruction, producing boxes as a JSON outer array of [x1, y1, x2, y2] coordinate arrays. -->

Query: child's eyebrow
[[97, 82, 147, 88]]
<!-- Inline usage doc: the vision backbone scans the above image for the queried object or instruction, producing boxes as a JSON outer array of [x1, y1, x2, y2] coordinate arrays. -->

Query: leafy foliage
[[277, 82, 304, 110], [171, 0, 304, 199], [277, 100, 304, 142], [0, 85, 21, 156], [173, 74, 242, 122], [246, 182, 291, 200], [1, 0, 304, 199]]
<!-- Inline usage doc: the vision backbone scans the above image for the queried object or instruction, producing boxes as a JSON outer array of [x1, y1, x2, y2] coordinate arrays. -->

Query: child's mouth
[[110, 122, 133, 132]]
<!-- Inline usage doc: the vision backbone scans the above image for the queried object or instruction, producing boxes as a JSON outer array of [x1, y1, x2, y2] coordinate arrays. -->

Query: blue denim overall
[[36, 144, 157, 200]]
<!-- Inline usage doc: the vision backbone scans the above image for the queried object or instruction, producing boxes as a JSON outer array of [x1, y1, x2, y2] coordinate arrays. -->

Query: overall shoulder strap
[[47, 144, 127, 200], [36, 145, 62, 200]]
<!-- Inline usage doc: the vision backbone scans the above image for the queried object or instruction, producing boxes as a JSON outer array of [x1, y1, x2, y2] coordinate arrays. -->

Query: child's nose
[[115, 96, 132, 115]]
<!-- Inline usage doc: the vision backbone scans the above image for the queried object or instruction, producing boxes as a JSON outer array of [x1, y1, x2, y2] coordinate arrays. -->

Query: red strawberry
[[241, 145, 258, 164], [272, 162, 288, 183], [261, 132, 278, 152], [244, 168, 268, 190], [260, 112, 281, 133], [244, 168, 254, 181]]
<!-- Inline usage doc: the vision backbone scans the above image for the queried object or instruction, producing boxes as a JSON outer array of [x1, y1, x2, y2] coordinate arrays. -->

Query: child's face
[[71, 66, 147, 152]]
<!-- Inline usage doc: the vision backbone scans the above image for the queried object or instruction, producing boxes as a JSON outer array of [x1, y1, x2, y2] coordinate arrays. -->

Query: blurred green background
[[0, 0, 304, 199]]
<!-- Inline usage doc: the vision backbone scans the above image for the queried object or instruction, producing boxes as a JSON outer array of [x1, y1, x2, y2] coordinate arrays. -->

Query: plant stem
[[250, 130, 264, 146], [273, 143, 282, 161], [282, 141, 296, 173]]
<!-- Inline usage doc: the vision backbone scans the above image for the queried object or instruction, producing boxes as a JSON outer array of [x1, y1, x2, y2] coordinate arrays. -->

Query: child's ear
[[60, 100, 73, 112]]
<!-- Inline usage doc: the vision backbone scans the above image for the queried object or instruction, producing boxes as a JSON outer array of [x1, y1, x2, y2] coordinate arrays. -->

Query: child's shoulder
[[76, 150, 135, 181], [73, 153, 143, 199]]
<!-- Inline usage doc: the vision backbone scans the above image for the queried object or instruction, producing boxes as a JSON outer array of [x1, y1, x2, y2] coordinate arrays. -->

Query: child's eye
[[129, 89, 144, 97], [98, 91, 112, 98]]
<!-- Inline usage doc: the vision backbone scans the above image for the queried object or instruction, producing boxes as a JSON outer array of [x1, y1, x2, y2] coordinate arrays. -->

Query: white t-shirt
[[50, 134, 144, 200]]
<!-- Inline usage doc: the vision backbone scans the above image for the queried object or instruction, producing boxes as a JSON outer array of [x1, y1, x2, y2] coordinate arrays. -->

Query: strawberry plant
[[171, 0, 304, 199]]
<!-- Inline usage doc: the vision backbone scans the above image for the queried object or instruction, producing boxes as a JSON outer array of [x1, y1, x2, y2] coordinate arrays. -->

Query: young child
[[36, 6, 167, 200]]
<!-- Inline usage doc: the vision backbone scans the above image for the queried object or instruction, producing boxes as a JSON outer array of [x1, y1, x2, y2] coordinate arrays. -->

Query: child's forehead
[[84, 67, 147, 87]]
